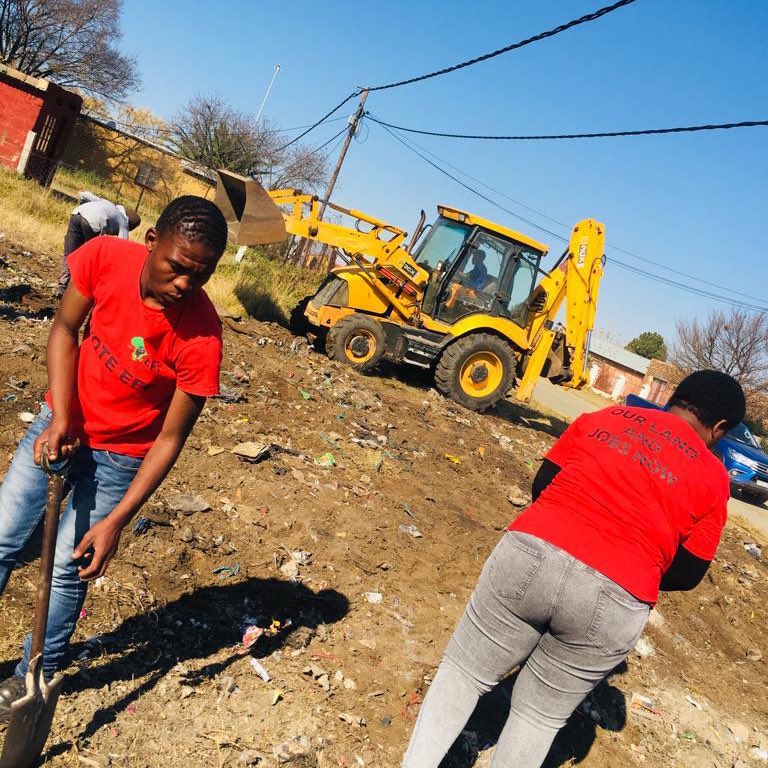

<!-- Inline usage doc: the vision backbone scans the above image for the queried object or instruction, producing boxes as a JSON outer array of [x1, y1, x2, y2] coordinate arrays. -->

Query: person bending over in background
[[56, 191, 141, 297], [402, 369, 745, 768], [0, 196, 226, 721]]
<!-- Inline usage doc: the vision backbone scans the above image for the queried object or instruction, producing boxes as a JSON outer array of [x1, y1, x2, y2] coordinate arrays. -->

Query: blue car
[[625, 393, 768, 505]]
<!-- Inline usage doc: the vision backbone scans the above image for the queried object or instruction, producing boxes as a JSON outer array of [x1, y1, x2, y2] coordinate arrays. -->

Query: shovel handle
[[31, 441, 79, 661]]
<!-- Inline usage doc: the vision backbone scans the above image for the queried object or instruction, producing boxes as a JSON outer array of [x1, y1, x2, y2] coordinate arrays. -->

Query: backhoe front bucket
[[215, 170, 287, 246]]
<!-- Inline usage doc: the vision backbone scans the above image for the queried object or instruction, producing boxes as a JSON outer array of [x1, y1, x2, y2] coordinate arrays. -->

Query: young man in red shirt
[[402, 370, 745, 768], [0, 196, 227, 718]]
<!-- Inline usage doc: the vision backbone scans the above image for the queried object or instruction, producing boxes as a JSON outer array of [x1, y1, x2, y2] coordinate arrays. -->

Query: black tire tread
[[435, 333, 515, 412]]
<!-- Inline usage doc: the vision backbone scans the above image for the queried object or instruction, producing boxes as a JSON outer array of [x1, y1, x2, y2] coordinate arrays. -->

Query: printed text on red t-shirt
[[585, 407, 700, 485], [89, 332, 149, 391]]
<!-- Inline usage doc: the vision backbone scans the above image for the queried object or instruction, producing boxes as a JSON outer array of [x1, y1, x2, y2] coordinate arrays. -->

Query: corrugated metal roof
[[589, 336, 650, 374]]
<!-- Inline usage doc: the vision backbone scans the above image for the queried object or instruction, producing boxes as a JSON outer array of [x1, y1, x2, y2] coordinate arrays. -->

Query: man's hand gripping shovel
[[0, 441, 79, 768]]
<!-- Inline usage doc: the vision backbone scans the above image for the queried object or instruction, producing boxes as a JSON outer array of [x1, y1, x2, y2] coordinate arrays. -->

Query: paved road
[[531, 379, 601, 421], [729, 497, 768, 540], [530, 378, 768, 541]]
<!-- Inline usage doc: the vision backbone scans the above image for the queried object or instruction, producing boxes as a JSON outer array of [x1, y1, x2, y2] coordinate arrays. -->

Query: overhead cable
[[275, 92, 357, 152], [366, 0, 638, 92], [378, 123, 768, 306], [367, 114, 768, 141], [374, 120, 767, 313]]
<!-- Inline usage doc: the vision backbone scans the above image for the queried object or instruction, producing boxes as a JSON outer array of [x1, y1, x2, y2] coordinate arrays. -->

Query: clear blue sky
[[119, 0, 768, 344]]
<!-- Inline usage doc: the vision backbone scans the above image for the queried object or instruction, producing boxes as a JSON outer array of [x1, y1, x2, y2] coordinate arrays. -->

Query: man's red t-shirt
[[46, 236, 222, 457], [509, 406, 729, 603]]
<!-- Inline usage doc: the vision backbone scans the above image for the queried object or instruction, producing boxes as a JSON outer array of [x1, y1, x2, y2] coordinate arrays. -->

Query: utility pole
[[318, 89, 367, 220], [294, 89, 368, 267]]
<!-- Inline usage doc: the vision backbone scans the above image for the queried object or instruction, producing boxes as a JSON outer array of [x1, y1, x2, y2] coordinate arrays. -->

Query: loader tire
[[435, 334, 515, 412], [289, 295, 312, 337], [326, 314, 386, 372]]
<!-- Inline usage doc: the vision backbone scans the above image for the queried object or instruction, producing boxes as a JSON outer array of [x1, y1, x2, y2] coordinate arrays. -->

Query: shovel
[[0, 443, 77, 768]]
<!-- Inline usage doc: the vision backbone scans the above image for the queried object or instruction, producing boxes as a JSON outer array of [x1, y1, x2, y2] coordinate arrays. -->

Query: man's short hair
[[668, 370, 746, 429], [156, 196, 228, 256]]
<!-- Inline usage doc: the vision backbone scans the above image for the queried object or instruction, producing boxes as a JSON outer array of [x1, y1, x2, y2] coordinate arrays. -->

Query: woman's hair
[[668, 370, 746, 429], [156, 196, 228, 255]]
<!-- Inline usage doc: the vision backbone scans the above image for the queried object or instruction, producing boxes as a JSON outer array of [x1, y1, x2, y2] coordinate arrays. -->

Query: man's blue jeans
[[0, 405, 141, 679]]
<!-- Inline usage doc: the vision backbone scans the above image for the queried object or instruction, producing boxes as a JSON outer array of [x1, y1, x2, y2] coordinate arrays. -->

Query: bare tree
[[0, 0, 139, 100], [170, 95, 328, 192], [672, 309, 768, 393]]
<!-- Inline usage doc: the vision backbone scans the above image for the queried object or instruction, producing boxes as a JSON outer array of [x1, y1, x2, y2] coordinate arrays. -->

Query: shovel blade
[[215, 169, 287, 246], [0, 656, 63, 768]]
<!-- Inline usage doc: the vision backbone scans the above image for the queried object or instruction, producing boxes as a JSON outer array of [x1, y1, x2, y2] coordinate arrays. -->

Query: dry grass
[[206, 251, 323, 325], [0, 167, 72, 253], [1, 167, 323, 324]]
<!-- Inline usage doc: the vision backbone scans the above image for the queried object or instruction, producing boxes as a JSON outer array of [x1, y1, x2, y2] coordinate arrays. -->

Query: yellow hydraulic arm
[[515, 219, 605, 402], [215, 171, 429, 323]]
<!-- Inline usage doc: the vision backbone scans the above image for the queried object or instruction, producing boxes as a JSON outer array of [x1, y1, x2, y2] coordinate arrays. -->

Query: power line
[[367, 114, 768, 141], [273, 115, 349, 133], [376, 120, 768, 306], [275, 92, 357, 151], [373, 119, 767, 313], [367, 0, 638, 92]]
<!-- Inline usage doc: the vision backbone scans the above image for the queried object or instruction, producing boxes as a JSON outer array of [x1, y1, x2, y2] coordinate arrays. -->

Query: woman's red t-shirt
[[509, 406, 729, 603]]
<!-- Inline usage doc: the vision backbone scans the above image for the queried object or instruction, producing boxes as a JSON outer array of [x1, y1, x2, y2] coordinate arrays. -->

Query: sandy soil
[[0, 239, 766, 768]]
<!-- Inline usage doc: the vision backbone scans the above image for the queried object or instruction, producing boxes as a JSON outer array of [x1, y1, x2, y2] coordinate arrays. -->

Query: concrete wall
[[0, 75, 43, 171], [59, 117, 214, 210], [0, 66, 82, 185]]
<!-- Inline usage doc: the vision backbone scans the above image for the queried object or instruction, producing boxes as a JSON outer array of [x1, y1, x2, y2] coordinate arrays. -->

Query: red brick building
[[588, 337, 682, 404], [0, 63, 82, 186]]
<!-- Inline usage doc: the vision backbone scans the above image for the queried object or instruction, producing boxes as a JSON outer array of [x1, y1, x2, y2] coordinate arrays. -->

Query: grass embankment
[[0, 167, 321, 324]]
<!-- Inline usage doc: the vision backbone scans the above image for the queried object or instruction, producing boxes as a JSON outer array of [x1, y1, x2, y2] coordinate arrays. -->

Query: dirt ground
[[0, 238, 766, 768]]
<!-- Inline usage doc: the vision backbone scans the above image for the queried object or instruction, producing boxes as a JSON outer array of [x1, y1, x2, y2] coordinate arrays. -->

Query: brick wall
[[0, 76, 43, 170]]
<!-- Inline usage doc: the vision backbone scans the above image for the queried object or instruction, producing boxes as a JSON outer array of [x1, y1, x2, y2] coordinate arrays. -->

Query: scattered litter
[[249, 658, 271, 682], [207, 445, 227, 456], [634, 637, 655, 658], [344, 677, 358, 690], [629, 692, 659, 719], [2, 393, 17, 402], [212, 563, 241, 579], [179, 685, 195, 700], [685, 694, 703, 710], [744, 543, 762, 560], [231, 442, 275, 463], [339, 712, 365, 727], [299, 388, 312, 400], [219, 675, 238, 697], [179, 525, 195, 543], [506, 485, 529, 507], [18, 411, 35, 423], [746, 648, 763, 662], [303, 665, 331, 691], [315, 452, 336, 467], [213, 385, 245, 403], [443, 453, 461, 464], [132, 516, 150, 536], [403, 501, 417, 519], [270, 689, 283, 706], [399, 523, 423, 539], [238, 749, 265, 765], [167, 492, 211, 515], [365, 592, 383, 604], [750, 747, 768, 762], [280, 559, 300, 579]]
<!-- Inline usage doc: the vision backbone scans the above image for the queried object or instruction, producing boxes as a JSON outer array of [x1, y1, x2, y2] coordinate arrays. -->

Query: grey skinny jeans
[[402, 532, 650, 768]]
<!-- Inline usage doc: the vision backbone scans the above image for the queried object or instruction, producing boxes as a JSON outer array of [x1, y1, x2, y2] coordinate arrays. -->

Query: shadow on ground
[[441, 662, 629, 768], [0, 578, 349, 762]]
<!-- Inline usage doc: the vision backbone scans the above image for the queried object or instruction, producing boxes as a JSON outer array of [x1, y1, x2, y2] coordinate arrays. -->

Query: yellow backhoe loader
[[215, 170, 605, 412]]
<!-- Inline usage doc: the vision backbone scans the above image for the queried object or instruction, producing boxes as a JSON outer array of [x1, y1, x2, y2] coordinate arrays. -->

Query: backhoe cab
[[215, 170, 605, 412]]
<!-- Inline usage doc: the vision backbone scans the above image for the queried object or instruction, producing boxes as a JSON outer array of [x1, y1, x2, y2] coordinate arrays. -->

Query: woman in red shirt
[[402, 370, 745, 768]]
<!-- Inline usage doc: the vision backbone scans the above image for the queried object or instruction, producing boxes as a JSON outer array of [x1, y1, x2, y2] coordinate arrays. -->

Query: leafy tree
[[0, 0, 139, 99], [170, 95, 327, 191], [625, 331, 668, 361], [672, 309, 768, 394]]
